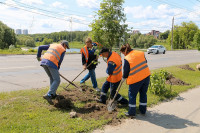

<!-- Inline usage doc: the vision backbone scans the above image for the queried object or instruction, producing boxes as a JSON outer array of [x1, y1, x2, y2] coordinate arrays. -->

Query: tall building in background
[[16, 29, 22, 35], [23, 29, 28, 35]]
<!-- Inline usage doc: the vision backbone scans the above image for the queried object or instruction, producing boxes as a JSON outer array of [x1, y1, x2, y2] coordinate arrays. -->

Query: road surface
[[0, 50, 200, 92]]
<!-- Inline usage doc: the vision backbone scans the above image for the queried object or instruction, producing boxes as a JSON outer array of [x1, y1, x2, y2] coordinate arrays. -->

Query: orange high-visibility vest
[[43, 44, 66, 67], [125, 50, 150, 85], [80, 45, 89, 63], [107, 52, 122, 83]]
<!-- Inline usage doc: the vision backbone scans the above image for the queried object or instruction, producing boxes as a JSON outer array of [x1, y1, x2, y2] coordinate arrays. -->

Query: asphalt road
[[0, 50, 200, 92]]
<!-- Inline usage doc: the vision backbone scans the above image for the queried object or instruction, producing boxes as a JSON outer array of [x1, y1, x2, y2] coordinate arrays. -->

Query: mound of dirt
[[52, 85, 122, 124], [166, 74, 190, 86], [178, 65, 195, 71]]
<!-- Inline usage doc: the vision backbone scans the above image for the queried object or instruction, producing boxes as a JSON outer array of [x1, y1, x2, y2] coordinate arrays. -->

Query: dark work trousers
[[100, 80, 128, 104], [128, 76, 150, 116]]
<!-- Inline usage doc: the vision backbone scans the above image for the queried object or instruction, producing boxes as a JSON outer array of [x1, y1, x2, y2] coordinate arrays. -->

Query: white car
[[147, 45, 166, 54]]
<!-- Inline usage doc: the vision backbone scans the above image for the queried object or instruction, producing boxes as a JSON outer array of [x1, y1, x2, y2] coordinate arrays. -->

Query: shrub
[[150, 70, 177, 98]]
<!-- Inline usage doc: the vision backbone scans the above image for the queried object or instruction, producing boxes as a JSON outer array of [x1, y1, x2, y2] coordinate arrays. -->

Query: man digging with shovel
[[98, 47, 128, 106], [37, 40, 70, 105]]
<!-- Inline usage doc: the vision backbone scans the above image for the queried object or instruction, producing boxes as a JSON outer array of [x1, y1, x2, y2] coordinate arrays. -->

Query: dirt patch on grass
[[52, 85, 122, 124], [178, 65, 195, 71], [166, 74, 190, 86]]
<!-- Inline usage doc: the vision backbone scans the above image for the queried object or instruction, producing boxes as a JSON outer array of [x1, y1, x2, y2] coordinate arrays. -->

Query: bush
[[28, 48, 35, 52], [9, 44, 15, 50], [150, 70, 177, 98]]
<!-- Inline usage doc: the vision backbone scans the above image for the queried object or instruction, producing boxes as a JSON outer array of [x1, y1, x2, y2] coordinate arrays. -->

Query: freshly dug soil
[[53, 85, 122, 124], [166, 74, 190, 86], [178, 65, 195, 71]]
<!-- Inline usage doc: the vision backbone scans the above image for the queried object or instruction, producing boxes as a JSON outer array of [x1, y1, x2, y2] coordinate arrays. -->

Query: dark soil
[[178, 65, 195, 71], [166, 74, 190, 86], [52, 85, 123, 124]]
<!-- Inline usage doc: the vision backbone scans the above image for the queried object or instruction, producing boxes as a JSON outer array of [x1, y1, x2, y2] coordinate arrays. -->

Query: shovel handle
[[59, 73, 82, 91], [65, 60, 99, 89], [112, 80, 124, 102]]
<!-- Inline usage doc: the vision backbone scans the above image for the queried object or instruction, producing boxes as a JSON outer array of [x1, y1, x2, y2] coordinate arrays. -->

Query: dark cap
[[61, 40, 70, 49], [100, 47, 110, 54]]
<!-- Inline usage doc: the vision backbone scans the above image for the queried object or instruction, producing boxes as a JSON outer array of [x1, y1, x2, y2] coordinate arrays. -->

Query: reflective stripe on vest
[[81, 46, 89, 63], [43, 44, 65, 67], [125, 50, 150, 85], [106, 52, 122, 83], [129, 64, 148, 76], [45, 51, 60, 62]]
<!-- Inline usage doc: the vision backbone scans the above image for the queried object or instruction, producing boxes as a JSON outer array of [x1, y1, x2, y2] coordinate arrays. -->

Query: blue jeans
[[42, 65, 60, 96], [80, 69, 97, 88], [128, 76, 150, 115]]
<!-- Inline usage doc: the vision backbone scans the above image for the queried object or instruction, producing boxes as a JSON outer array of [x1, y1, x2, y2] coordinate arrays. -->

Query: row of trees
[[167, 21, 200, 50], [128, 33, 157, 48], [0, 21, 16, 49], [30, 31, 90, 43]]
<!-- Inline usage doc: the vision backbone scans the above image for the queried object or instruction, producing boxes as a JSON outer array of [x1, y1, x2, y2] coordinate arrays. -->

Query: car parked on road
[[147, 45, 166, 54]]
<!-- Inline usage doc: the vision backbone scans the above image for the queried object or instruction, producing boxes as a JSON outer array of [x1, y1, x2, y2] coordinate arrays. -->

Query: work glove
[[83, 64, 87, 70], [36, 57, 41, 62]]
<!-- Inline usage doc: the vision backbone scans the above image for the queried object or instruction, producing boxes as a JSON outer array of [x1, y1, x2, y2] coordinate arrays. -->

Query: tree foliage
[[16, 35, 35, 47], [30, 31, 89, 43], [160, 30, 170, 40], [90, 0, 128, 48], [0, 21, 16, 49], [167, 21, 199, 49], [193, 30, 200, 51], [128, 33, 157, 48]]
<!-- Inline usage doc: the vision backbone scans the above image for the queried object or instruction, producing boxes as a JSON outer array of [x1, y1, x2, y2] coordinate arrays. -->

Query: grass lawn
[[0, 63, 200, 132]]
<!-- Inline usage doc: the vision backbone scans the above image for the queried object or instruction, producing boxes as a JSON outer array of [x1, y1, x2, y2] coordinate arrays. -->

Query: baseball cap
[[61, 40, 70, 49], [100, 47, 110, 54]]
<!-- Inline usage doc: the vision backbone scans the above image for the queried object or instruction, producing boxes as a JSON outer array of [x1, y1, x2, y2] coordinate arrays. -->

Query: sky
[[0, 0, 200, 34]]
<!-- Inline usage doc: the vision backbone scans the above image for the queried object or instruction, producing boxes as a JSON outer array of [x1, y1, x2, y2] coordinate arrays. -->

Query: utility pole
[[171, 17, 174, 50], [70, 17, 72, 42]]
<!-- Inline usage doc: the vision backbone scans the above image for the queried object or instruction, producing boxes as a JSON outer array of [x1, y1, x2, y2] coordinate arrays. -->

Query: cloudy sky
[[0, 0, 200, 34]]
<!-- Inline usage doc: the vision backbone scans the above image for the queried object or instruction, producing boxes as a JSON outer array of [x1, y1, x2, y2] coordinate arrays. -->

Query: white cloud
[[20, 0, 44, 5], [76, 0, 100, 9], [125, 4, 182, 19], [51, 1, 68, 9]]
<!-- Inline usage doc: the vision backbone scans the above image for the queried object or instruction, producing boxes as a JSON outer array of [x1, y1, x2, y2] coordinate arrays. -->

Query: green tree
[[42, 38, 53, 45], [193, 30, 200, 50], [90, 0, 128, 48], [160, 30, 170, 40], [128, 33, 141, 47], [167, 21, 198, 49], [0, 21, 16, 49]]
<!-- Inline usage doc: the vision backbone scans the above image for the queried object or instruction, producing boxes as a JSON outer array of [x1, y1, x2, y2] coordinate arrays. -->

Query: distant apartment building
[[23, 29, 28, 35], [16, 29, 22, 35], [146, 30, 160, 39], [133, 30, 140, 34]]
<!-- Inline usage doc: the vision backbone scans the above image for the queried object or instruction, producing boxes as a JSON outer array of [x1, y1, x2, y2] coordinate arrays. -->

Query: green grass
[[0, 49, 37, 55], [69, 41, 84, 49], [0, 63, 200, 132]]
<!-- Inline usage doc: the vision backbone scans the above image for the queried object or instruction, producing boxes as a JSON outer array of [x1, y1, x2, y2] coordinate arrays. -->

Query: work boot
[[97, 99, 106, 104], [43, 95, 54, 105], [51, 94, 58, 99], [94, 87, 100, 92], [124, 112, 136, 119]]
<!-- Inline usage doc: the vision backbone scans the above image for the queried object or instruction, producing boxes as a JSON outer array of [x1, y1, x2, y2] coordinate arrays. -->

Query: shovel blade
[[107, 100, 117, 112]]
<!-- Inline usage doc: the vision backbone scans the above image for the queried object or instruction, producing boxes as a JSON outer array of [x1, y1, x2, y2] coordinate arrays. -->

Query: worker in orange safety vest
[[120, 44, 150, 117], [37, 40, 70, 105], [80, 37, 100, 91], [98, 47, 128, 105]]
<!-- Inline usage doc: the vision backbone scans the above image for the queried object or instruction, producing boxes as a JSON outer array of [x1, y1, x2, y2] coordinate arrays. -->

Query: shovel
[[107, 80, 124, 112], [65, 60, 100, 89], [59, 73, 82, 91]]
